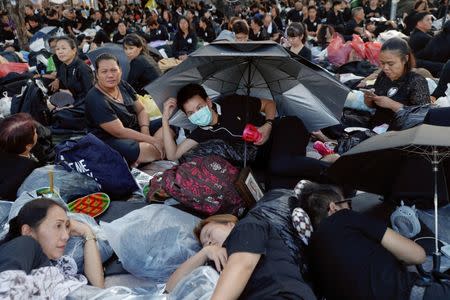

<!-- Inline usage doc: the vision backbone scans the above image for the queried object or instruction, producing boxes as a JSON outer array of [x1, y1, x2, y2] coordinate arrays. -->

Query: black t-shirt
[[61, 17, 77, 35], [224, 215, 316, 300], [344, 18, 363, 36], [304, 18, 319, 33], [409, 29, 432, 58], [371, 71, 429, 128], [298, 46, 312, 61], [85, 82, 139, 139], [171, 30, 198, 58], [149, 25, 169, 41], [0, 152, 39, 200], [188, 95, 265, 144], [127, 54, 161, 95], [0, 236, 50, 274], [309, 209, 418, 300], [249, 28, 270, 41], [56, 57, 93, 105]]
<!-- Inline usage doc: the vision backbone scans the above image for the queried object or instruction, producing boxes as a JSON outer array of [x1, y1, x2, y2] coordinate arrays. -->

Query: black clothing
[[197, 26, 216, 43], [289, 46, 312, 61], [304, 18, 319, 33], [171, 30, 198, 58], [364, 5, 383, 19], [28, 25, 42, 35], [0, 152, 39, 200], [46, 19, 61, 27], [0, 23, 15, 42], [160, 19, 176, 33], [85, 83, 140, 163], [112, 31, 128, 44], [56, 57, 93, 105], [309, 209, 418, 300], [0, 236, 50, 274], [409, 28, 432, 58], [61, 17, 77, 35], [371, 71, 430, 128], [148, 25, 169, 41], [273, 16, 284, 32], [249, 28, 270, 41], [432, 60, 450, 99], [326, 10, 345, 29], [420, 33, 450, 63], [344, 18, 363, 37], [264, 22, 279, 40], [286, 9, 303, 24], [127, 54, 161, 95], [224, 215, 316, 300]]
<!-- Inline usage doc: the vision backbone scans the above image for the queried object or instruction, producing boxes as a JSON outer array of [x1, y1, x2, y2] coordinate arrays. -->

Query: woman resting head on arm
[[0, 198, 104, 288], [365, 37, 430, 129]]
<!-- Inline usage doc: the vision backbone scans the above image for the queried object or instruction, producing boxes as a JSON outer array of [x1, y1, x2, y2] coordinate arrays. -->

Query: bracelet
[[84, 233, 97, 243], [265, 119, 274, 126], [140, 124, 149, 128]]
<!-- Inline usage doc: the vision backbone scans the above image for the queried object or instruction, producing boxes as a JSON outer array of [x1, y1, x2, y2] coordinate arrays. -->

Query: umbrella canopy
[[328, 124, 450, 198], [144, 41, 350, 132], [86, 43, 130, 80]]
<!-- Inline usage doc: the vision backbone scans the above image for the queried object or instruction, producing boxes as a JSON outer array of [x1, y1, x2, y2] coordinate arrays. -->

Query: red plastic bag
[[327, 33, 352, 67], [350, 34, 366, 60], [0, 62, 29, 78], [365, 41, 382, 66]]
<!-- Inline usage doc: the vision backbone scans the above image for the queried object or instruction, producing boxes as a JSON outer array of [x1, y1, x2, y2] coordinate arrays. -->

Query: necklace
[[97, 85, 121, 102]]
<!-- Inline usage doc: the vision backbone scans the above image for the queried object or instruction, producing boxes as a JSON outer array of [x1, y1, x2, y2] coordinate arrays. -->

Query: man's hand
[[255, 123, 272, 146], [49, 79, 60, 92], [163, 98, 177, 121]]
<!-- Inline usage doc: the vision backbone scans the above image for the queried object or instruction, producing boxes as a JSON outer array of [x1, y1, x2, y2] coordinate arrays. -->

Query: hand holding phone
[[360, 88, 376, 98]]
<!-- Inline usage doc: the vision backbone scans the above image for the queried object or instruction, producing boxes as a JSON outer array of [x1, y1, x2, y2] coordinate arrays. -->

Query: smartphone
[[360, 88, 376, 97]]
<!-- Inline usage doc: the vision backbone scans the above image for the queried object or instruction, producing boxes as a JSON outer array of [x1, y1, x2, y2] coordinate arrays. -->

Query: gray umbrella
[[328, 124, 450, 271], [144, 41, 350, 132]]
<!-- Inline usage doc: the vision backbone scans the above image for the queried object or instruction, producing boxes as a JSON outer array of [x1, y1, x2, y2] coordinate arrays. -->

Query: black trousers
[[432, 60, 450, 99]]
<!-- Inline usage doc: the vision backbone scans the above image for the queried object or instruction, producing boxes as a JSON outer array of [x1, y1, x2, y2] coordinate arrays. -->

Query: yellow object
[[138, 94, 162, 120], [145, 0, 158, 10]]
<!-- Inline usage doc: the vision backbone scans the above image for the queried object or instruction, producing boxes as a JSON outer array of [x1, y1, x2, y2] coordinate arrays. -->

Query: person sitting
[[123, 33, 161, 95], [50, 36, 94, 108], [165, 213, 316, 299], [300, 183, 450, 300], [326, 0, 346, 34], [160, 10, 176, 34], [171, 16, 198, 61], [344, 7, 372, 41], [285, 22, 312, 61], [147, 19, 169, 42], [263, 13, 280, 42], [364, 38, 430, 129], [0, 198, 104, 288], [85, 53, 164, 166], [0, 113, 40, 201], [112, 20, 130, 44], [161, 83, 332, 187], [197, 16, 216, 43], [249, 16, 270, 41], [430, 59, 450, 103], [408, 12, 444, 76], [232, 19, 250, 42], [364, 0, 383, 20], [419, 20, 450, 64], [304, 5, 320, 37]]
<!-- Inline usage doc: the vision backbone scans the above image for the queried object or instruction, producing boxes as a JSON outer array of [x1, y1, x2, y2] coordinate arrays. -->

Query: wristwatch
[[265, 119, 274, 126], [84, 233, 97, 243]]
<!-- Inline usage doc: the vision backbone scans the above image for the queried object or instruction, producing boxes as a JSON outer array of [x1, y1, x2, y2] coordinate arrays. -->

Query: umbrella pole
[[432, 148, 441, 272]]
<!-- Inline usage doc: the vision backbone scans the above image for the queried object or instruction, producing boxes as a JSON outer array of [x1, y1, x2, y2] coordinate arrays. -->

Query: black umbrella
[[328, 124, 450, 272], [145, 41, 350, 133]]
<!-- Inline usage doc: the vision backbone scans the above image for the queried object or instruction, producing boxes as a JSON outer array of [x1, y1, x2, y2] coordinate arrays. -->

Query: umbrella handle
[[415, 263, 433, 283]]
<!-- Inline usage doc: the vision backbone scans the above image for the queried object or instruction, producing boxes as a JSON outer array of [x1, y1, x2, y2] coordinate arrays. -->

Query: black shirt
[[127, 54, 161, 95], [344, 18, 363, 37], [264, 22, 279, 40], [309, 209, 418, 300], [286, 9, 303, 23], [149, 25, 169, 41], [46, 19, 61, 28], [0, 236, 50, 274], [249, 28, 270, 41], [0, 152, 39, 201], [171, 30, 198, 58], [304, 17, 319, 33], [61, 17, 77, 35], [409, 28, 432, 58], [197, 26, 216, 43], [326, 10, 345, 27], [224, 215, 316, 300], [188, 95, 265, 144], [112, 31, 128, 44], [371, 71, 430, 128], [56, 57, 93, 105], [85, 82, 139, 139]]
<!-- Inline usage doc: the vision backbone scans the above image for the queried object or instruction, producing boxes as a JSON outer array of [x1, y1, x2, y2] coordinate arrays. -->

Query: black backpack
[[10, 79, 51, 126]]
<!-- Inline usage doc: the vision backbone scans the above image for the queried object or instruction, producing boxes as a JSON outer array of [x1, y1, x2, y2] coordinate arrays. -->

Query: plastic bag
[[0, 62, 29, 78], [67, 285, 168, 300], [392, 104, 432, 130], [0, 201, 12, 239], [365, 41, 382, 66], [327, 33, 352, 67], [138, 94, 162, 120], [350, 35, 366, 60], [0, 91, 11, 118], [18, 165, 101, 202], [100, 205, 201, 282], [170, 266, 219, 300], [335, 130, 377, 154], [64, 212, 114, 272]]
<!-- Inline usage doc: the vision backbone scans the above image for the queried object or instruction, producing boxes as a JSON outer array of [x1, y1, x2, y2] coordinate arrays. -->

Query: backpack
[[147, 155, 245, 216], [10, 79, 51, 126]]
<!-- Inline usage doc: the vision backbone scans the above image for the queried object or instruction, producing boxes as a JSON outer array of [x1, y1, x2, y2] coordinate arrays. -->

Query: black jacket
[[127, 54, 161, 95], [171, 31, 198, 58], [409, 28, 432, 58], [57, 57, 93, 105], [149, 25, 169, 41]]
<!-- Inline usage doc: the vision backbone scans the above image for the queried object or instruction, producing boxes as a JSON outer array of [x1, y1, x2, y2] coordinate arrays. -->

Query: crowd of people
[[0, 0, 450, 298]]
